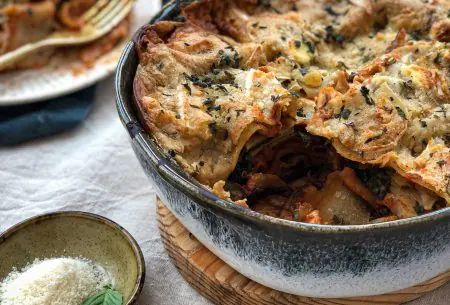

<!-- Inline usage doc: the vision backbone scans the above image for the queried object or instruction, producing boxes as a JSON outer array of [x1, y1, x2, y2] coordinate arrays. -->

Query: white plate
[[0, 0, 157, 106]]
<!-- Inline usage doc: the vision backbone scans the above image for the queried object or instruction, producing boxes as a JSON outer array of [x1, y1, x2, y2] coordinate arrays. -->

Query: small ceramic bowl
[[0, 211, 145, 305]]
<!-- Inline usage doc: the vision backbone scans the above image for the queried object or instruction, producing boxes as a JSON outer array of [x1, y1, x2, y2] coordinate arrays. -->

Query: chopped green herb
[[420, 120, 427, 128], [434, 52, 442, 64], [233, 52, 240, 68], [208, 121, 218, 134], [336, 61, 348, 70], [360, 86, 374, 105], [203, 97, 213, 106], [408, 30, 422, 41], [325, 6, 340, 16], [362, 53, 374, 63], [208, 105, 221, 111], [360, 86, 370, 95], [396, 107, 406, 119], [215, 84, 228, 92], [401, 80, 415, 98], [341, 108, 351, 119], [305, 40, 315, 53], [281, 79, 290, 89], [325, 25, 334, 43], [414, 202, 424, 215], [365, 135, 381, 144], [183, 83, 191, 95], [185, 74, 214, 88], [354, 167, 392, 200], [437, 160, 447, 167], [294, 40, 302, 48], [347, 72, 357, 82], [365, 127, 387, 144], [387, 57, 397, 65], [299, 66, 309, 75], [325, 25, 344, 44], [216, 47, 240, 69], [297, 108, 306, 117], [335, 34, 345, 44]]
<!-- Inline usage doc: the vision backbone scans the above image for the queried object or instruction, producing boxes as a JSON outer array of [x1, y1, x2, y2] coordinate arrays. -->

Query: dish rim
[[0, 211, 146, 305], [115, 1, 450, 234]]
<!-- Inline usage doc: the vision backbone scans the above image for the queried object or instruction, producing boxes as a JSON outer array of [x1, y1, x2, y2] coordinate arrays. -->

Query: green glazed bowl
[[0, 211, 145, 305]]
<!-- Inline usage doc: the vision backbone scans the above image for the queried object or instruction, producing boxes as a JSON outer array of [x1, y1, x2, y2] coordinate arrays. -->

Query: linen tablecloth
[[0, 5, 448, 305]]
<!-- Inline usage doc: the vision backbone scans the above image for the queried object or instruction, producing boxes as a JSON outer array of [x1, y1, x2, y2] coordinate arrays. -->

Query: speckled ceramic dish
[[115, 0, 450, 298], [0, 212, 145, 305]]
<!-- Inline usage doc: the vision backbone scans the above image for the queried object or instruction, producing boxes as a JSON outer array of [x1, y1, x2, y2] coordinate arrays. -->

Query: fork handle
[[0, 41, 49, 70]]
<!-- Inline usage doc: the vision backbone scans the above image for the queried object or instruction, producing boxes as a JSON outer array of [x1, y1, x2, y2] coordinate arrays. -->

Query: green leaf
[[82, 293, 105, 305], [104, 290, 123, 305], [82, 287, 123, 305]]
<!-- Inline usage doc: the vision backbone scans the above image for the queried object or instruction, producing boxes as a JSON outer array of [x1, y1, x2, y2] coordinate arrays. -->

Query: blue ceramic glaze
[[115, 1, 450, 297]]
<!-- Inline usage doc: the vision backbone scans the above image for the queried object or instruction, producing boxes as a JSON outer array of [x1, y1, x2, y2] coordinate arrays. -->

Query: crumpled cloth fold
[[0, 86, 95, 146]]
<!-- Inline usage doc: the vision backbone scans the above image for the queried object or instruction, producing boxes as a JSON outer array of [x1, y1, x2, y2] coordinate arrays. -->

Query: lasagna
[[133, 0, 450, 225], [0, 0, 129, 70]]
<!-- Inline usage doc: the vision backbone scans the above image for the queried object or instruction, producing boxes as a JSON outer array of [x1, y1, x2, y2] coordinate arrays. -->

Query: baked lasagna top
[[133, 0, 450, 225]]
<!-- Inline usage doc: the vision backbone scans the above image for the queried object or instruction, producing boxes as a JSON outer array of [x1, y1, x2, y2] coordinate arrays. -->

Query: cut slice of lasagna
[[0, 0, 130, 70]]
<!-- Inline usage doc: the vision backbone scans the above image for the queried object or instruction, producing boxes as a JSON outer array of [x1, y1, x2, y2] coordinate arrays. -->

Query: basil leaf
[[82, 293, 105, 305], [104, 289, 123, 305], [82, 288, 123, 305]]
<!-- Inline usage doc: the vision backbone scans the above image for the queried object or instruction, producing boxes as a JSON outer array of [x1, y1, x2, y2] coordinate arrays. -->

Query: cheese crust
[[134, 0, 450, 224]]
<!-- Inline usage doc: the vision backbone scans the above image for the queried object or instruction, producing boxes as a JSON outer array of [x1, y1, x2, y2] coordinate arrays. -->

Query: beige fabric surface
[[0, 2, 448, 304]]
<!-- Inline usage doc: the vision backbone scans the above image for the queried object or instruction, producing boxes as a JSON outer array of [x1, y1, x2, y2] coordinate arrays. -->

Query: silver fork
[[0, 0, 133, 69]]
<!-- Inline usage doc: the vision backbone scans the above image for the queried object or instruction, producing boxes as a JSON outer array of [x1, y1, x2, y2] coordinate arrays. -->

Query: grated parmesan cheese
[[0, 257, 113, 305]]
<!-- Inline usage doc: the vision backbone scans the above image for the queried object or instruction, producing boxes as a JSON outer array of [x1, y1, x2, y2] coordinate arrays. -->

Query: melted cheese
[[133, 0, 450, 206]]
